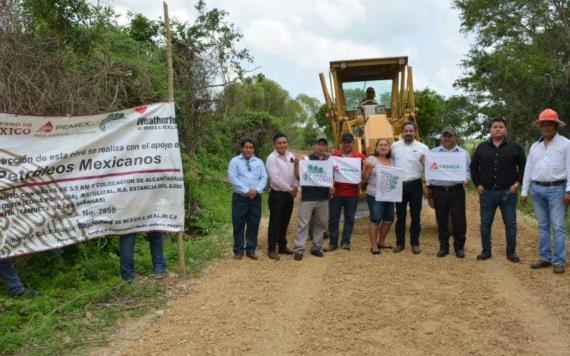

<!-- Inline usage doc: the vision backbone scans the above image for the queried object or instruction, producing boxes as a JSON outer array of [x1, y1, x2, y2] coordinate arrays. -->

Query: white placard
[[0, 103, 184, 260], [425, 152, 467, 182], [375, 166, 404, 202], [331, 156, 362, 184], [299, 159, 333, 187]]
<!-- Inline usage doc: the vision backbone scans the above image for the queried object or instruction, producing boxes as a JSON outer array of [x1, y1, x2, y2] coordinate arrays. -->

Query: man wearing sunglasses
[[228, 137, 268, 260]]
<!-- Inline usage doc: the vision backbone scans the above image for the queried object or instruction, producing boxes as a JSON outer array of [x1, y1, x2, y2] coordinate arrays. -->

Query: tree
[[453, 0, 570, 143]]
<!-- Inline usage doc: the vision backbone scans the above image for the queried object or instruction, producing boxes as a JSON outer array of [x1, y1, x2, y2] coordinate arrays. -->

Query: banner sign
[[375, 166, 404, 202], [331, 157, 362, 184], [425, 152, 467, 182], [299, 159, 333, 187], [0, 102, 184, 260]]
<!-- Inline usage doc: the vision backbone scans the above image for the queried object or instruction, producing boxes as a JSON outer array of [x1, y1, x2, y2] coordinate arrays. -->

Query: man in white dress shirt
[[265, 133, 299, 260], [521, 109, 570, 274], [391, 122, 429, 254]]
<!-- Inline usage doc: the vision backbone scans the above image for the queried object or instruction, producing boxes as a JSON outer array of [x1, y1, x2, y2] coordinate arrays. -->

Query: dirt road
[[98, 194, 570, 355]]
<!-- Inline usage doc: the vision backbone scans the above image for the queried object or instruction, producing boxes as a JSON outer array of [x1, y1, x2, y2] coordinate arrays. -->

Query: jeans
[[479, 189, 517, 254], [267, 190, 294, 252], [395, 179, 423, 247], [232, 193, 262, 254], [366, 194, 395, 224], [431, 185, 466, 251], [0, 259, 25, 295], [120, 231, 167, 283], [328, 195, 359, 247], [530, 184, 567, 265]]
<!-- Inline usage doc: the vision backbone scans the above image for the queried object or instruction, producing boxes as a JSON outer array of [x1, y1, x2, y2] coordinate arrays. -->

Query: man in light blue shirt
[[425, 127, 471, 258], [228, 137, 268, 260]]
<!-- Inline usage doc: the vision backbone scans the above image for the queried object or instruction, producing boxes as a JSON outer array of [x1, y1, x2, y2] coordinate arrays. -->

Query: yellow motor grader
[[319, 56, 418, 154]]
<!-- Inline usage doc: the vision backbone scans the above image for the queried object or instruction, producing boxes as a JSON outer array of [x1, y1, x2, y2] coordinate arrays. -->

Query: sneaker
[[553, 264, 565, 274], [155, 271, 169, 280], [411, 245, 421, 254], [341, 244, 351, 251], [15, 288, 38, 298], [310, 250, 324, 257], [324, 245, 338, 252], [294, 253, 303, 261], [393, 245, 404, 253]]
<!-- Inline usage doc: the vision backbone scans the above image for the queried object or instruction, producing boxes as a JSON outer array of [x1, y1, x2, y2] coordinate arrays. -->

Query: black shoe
[[278, 248, 294, 255], [455, 249, 465, 258], [437, 249, 449, 258], [294, 252, 303, 261], [310, 250, 324, 257], [530, 260, 551, 269], [477, 251, 492, 260], [507, 254, 521, 263], [341, 244, 351, 251]]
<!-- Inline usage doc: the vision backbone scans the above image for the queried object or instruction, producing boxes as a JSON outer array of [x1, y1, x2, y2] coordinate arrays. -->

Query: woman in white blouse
[[362, 138, 395, 255]]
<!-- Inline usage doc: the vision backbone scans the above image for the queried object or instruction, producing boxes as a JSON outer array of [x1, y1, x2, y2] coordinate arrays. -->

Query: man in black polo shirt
[[293, 136, 332, 261], [470, 117, 526, 262]]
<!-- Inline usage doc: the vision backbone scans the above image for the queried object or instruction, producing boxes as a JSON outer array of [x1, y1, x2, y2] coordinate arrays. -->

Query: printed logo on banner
[[431, 162, 438, 170], [331, 157, 361, 184], [300, 160, 333, 187], [375, 166, 404, 202], [0, 122, 32, 136], [425, 152, 466, 182], [37, 121, 54, 133], [134, 105, 148, 114], [100, 112, 127, 132], [136, 116, 177, 131]]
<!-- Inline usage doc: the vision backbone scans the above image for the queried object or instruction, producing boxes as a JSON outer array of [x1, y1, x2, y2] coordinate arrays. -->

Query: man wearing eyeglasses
[[228, 137, 268, 260]]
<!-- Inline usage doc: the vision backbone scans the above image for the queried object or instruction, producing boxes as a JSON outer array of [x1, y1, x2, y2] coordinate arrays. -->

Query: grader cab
[[319, 56, 418, 154]]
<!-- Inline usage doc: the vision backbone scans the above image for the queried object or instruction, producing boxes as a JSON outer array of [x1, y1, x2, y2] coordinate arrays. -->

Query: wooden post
[[163, 0, 186, 277]]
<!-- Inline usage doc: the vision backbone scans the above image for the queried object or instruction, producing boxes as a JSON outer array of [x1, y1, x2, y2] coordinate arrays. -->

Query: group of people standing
[[228, 108, 569, 274]]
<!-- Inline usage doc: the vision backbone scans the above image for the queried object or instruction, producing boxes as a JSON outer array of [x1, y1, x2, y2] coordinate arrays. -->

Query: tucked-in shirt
[[331, 150, 366, 197], [266, 150, 298, 192], [427, 145, 471, 187], [301, 154, 330, 201], [227, 154, 267, 195], [391, 139, 429, 182], [365, 156, 393, 196], [522, 133, 570, 196], [470, 139, 526, 190]]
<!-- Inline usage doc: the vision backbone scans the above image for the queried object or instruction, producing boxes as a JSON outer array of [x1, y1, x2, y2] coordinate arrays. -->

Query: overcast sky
[[103, 0, 471, 100]]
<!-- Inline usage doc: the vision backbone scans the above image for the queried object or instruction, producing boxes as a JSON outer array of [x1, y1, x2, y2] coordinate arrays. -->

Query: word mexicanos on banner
[[425, 152, 467, 182], [331, 157, 361, 184], [375, 166, 404, 202], [299, 159, 333, 187], [0, 102, 184, 260]]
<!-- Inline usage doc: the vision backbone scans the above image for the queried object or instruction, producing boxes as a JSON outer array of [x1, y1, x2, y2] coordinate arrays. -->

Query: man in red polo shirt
[[325, 132, 366, 251]]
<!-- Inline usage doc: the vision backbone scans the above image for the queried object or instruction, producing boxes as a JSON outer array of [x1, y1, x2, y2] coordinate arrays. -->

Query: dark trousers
[[479, 189, 517, 254], [119, 232, 166, 283], [328, 195, 359, 247], [267, 190, 294, 252], [232, 193, 262, 254], [395, 179, 423, 247], [431, 185, 467, 251]]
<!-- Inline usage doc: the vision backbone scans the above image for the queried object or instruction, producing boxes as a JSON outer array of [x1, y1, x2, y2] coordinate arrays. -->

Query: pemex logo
[[430, 162, 439, 170], [37, 121, 54, 133]]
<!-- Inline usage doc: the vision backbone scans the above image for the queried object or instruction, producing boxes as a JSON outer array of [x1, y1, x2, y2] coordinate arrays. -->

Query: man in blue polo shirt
[[228, 137, 268, 260]]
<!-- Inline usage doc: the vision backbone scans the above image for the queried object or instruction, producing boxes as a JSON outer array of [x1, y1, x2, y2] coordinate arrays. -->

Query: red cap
[[535, 108, 566, 127]]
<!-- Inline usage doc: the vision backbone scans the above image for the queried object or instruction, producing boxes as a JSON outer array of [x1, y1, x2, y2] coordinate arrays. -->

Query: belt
[[533, 180, 566, 187], [403, 179, 422, 186], [431, 184, 464, 192], [484, 184, 509, 190]]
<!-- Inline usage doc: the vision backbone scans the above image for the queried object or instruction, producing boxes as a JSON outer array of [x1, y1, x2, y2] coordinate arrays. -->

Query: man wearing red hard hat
[[521, 108, 570, 274]]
